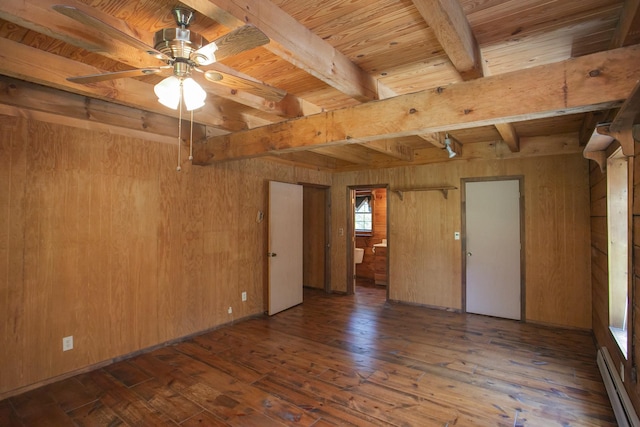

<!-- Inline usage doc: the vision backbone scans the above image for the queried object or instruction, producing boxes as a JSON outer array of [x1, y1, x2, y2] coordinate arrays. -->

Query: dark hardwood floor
[[0, 284, 616, 426]]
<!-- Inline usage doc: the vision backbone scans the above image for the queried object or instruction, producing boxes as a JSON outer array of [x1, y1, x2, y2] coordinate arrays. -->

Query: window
[[355, 192, 373, 234], [607, 147, 631, 358]]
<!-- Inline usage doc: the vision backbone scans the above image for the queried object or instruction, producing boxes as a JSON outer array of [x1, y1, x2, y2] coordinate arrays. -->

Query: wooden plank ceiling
[[0, 0, 638, 171]]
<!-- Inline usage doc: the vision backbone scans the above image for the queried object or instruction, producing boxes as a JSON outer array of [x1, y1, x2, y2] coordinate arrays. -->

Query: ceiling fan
[[52, 5, 287, 104]]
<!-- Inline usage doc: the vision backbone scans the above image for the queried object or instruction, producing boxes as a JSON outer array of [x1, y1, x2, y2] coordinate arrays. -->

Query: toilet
[[354, 247, 364, 264]]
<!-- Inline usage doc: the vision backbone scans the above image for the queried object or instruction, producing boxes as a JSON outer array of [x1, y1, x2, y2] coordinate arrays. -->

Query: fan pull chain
[[176, 81, 184, 172], [189, 110, 194, 161]]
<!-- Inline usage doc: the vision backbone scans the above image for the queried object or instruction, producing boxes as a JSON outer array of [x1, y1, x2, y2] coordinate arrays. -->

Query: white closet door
[[465, 180, 522, 320], [268, 181, 303, 315]]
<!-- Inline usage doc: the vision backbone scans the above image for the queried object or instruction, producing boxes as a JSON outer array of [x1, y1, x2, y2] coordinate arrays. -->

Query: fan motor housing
[[154, 28, 208, 62]]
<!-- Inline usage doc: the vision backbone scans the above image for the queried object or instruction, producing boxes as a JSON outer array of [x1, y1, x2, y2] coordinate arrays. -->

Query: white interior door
[[268, 181, 303, 315], [465, 180, 522, 320]]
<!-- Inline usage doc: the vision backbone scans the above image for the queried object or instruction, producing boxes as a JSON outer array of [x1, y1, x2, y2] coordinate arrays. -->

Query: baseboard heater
[[597, 347, 640, 427]]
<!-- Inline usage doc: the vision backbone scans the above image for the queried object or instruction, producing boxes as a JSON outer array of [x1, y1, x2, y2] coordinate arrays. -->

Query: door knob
[[467, 252, 472, 256], [267, 252, 277, 257]]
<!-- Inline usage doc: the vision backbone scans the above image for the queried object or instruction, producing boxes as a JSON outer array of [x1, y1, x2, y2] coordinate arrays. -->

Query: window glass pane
[[355, 213, 371, 230], [356, 198, 370, 213], [607, 149, 629, 359], [355, 194, 372, 232]]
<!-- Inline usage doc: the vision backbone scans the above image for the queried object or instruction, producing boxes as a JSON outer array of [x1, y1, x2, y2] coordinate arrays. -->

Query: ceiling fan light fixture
[[52, 4, 284, 172], [154, 76, 206, 111], [182, 77, 207, 111], [154, 76, 181, 109], [157, 95, 180, 110]]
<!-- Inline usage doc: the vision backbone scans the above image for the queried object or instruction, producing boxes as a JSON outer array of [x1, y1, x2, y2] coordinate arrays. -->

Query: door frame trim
[[299, 182, 332, 293], [346, 184, 390, 296], [461, 176, 526, 320]]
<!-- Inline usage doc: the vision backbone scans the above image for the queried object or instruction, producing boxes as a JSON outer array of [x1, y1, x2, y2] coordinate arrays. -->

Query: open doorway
[[302, 184, 331, 293], [347, 185, 389, 295]]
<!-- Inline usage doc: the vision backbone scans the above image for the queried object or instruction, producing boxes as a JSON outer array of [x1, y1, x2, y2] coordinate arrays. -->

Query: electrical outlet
[[241, 291, 247, 302], [62, 336, 74, 352], [228, 306, 233, 314]]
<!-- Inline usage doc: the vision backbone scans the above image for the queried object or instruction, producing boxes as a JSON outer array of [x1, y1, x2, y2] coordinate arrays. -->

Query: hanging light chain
[[189, 109, 194, 161], [176, 79, 184, 172]]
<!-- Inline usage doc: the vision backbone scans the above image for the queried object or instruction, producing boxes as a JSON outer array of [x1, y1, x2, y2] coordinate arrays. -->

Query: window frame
[[606, 146, 632, 359], [354, 190, 374, 236]]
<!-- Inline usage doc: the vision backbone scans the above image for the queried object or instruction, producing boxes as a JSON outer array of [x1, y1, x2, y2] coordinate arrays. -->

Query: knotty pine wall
[[0, 115, 330, 398], [590, 140, 640, 413], [331, 151, 592, 329]]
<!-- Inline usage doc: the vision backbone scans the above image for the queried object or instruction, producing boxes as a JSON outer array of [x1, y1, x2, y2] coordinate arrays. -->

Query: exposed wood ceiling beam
[[578, 0, 640, 145], [312, 145, 372, 165], [604, 80, 640, 156], [193, 45, 640, 164], [0, 0, 312, 120], [182, 0, 392, 103], [271, 151, 345, 170], [0, 76, 207, 143], [206, 62, 322, 117], [610, 0, 640, 47], [463, 134, 581, 160], [0, 0, 160, 67], [481, 50, 521, 152], [578, 110, 615, 146], [182, 1, 415, 157], [359, 139, 415, 162], [7, 0, 409, 156], [411, 0, 483, 80], [610, 80, 640, 131], [419, 132, 445, 149], [494, 123, 520, 152], [334, 134, 582, 172]]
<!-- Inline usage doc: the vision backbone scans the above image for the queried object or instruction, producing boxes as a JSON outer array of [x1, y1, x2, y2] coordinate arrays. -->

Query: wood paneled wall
[[0, 112, 598, 399], [590, 140, 640, 415], [332, 149, 592, 329], [0, 115, 330, 398]]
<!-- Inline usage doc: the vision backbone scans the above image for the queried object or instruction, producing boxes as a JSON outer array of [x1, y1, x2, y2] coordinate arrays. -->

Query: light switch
[[454, 232, 460, 240]]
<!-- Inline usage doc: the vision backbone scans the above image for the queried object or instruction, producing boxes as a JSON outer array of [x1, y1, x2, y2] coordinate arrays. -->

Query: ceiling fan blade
[[52, 5, 171, 61], [68, 68, 164, 84], [194, 25, 270, 66], [204, 71, 286, 102]]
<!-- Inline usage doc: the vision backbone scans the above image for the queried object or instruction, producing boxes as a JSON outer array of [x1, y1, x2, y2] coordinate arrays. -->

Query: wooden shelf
[[392, 186, 457, 200]]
